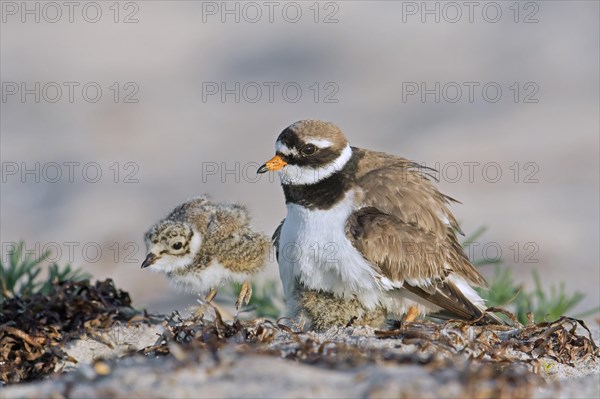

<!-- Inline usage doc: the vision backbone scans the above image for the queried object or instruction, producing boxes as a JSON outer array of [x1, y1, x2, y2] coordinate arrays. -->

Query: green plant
[[0, 241, 91, 303], [481, 264, 521, 309], [522, 269, 598, 322], [467, 228, 599, 324]]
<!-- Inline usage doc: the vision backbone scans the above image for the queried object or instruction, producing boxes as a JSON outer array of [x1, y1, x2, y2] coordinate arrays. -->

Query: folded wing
[[346, 207, 503, 323]]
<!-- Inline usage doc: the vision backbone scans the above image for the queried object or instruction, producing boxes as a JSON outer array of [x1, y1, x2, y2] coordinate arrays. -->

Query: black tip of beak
[[141, 253, 157, 269], [257, 164, 269, 174]]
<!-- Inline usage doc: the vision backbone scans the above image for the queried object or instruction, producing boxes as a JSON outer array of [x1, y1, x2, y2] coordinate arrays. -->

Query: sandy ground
[[3, 317, 599, 399]]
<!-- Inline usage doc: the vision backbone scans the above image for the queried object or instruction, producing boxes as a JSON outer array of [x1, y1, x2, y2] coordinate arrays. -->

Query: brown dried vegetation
[[141, 306, 598, 398], [1, 282, 598, 398], [0, 279, 136, 384]]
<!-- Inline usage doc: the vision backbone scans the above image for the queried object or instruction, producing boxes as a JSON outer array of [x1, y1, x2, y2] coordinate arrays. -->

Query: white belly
[[278, 191, 382, 309]]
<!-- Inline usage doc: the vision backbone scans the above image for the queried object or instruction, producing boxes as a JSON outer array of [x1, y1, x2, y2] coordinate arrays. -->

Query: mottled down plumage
[[142, 196, 270, 306]]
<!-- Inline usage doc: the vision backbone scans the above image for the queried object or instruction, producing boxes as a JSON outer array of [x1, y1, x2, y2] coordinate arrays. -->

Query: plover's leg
[[193, 288, 218, 318], [404, 305, 419, 322], [235, 281, 252, 310]]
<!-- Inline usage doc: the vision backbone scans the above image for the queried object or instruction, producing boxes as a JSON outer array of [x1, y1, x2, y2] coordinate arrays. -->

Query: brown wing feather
[[354, 147, 463, 236], [347, 208, 464, 283], [403, 280, 485, 321], [406, 281, 506, 324], [353, 148, 487, 286], [346, 208, 500, 322]]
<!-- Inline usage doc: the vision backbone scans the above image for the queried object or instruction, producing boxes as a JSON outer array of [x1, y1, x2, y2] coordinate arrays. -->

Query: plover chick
[[142, 196, 270, 312]]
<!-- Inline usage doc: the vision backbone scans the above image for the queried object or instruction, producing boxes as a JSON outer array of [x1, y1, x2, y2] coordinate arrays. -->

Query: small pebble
[[94, 361, 111, 376]]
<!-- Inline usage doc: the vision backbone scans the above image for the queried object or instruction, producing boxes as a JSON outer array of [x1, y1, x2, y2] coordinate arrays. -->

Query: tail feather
[[404, 275, 509, 325]]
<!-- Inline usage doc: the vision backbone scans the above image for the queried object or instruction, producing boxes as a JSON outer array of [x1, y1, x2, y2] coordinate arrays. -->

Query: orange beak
[[257, 155, 287, 174]]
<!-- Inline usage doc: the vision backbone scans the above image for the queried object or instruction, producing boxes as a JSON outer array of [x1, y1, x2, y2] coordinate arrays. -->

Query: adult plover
[[259, 120, 503, 326], [142, 196, 270, 310]]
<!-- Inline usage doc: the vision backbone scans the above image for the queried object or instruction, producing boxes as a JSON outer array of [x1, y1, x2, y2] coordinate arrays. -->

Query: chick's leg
[[235, 281, 252, 310], [205, 288, 218, 303], [193, 288, 218, 318]]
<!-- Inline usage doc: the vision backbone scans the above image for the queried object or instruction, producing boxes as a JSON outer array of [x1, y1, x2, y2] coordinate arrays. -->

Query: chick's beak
[[257, 155, 287, 174], [141, 253, 158, 269]]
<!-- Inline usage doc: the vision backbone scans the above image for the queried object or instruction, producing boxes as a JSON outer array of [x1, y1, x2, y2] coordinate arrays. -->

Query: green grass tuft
[[469, 228, 599, 324], [0, 241, 91, 303]]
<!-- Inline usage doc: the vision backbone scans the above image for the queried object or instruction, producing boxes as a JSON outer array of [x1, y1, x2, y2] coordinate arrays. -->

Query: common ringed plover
[[258, 120, 503, 327]]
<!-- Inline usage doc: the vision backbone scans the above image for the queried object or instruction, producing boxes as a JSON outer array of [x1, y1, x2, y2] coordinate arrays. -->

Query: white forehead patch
[[275, 140, 299, 157], [305, 138, 333, 148]]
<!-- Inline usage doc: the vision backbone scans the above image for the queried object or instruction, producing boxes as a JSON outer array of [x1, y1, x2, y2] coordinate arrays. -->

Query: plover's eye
[[301, 144, 316, 155], [172, 242, 183, 250]]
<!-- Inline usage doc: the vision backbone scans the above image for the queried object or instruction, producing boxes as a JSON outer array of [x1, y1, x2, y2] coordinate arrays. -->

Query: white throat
[[279, 144, 352, 185]]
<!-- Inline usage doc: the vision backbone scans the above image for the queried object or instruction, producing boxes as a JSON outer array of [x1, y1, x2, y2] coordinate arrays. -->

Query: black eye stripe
[[286, 148, 340, 167], [277, 129, 342, 167]]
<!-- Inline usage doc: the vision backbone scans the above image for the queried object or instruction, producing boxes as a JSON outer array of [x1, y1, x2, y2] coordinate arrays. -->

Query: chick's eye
[[302, 144, 316, 155], [172, 242, 183, 250]]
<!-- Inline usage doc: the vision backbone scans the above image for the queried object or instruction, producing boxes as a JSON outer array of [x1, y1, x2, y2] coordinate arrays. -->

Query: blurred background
[[1, 1, 598, 315]]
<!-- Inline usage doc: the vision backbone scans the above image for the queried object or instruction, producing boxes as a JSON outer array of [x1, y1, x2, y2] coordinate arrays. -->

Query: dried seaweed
[[377, 317, 598, 363], [2, 280, 598, 397], [149, 310, 599, 366], [0, 279, 136, 384], [142, 307, 598, 398]]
